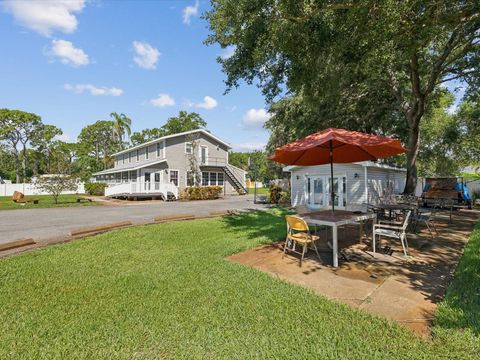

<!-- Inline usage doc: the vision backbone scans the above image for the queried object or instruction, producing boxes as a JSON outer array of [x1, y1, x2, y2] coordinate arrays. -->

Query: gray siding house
[[93, 129, 246, 200], [286, 161, 406, 211]]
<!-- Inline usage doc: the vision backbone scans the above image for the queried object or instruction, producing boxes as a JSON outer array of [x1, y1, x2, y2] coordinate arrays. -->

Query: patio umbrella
[[269, 128, 406, 212]]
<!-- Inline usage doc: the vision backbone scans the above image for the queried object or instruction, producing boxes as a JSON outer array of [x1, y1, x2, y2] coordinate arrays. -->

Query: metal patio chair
[[373, 210, 412, 257]]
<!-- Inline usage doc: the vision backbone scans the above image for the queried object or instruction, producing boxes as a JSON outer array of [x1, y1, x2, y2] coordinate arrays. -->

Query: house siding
[[289, 163, 405, 211]]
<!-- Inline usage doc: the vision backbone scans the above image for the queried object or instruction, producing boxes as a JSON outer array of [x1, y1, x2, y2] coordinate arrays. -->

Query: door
[[326, 176, 347, 208], [200, 146, 208, 165], [308, 176, 325, 208], [144, 171, 151, 191], [154, 172, 161, 191]]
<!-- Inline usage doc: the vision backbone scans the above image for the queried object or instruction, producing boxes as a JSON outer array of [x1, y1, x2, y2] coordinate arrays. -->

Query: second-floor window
[[157, 141, 164, 158], [185, 142, 193, 154], [145, 146, 149, 160], [122, 154, 125, 164], [128, 152, 132, 163], [136, 149, 139, 162]]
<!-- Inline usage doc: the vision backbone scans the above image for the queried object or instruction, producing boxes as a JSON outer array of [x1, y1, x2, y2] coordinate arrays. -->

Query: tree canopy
[[206, 0, 480, 193]]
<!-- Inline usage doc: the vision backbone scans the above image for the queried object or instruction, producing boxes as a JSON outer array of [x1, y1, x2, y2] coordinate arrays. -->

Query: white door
[[326, 176, 347, 208], [308, 176, 325, 208]]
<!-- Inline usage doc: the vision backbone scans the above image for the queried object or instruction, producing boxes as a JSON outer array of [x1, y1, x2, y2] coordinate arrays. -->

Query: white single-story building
[[285, 161, 406, 211]]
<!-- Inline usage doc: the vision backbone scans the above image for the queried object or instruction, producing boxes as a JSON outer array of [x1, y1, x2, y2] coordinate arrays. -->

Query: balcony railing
[[105, 182, 179, 199]]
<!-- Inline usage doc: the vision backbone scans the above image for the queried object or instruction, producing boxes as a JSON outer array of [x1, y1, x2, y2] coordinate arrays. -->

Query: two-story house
[[93, 129, 247, 200]]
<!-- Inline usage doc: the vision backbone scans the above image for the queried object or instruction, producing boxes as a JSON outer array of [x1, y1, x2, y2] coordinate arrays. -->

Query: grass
[[0, 209, 478, 358], [433, 222, 480, 352], [247, 186, 269, 195], [0, 194, 100, 210]]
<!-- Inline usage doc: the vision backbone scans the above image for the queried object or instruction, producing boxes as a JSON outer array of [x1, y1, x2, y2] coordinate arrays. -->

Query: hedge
[[85, 182, 107, 196], [180, 186, 223, 200]]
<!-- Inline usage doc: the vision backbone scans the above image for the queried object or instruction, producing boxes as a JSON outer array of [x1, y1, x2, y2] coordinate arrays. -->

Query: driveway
[[0, 195, 270, 245]]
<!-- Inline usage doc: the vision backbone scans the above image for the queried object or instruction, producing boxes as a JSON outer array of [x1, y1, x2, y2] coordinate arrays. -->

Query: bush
[[182, 186, 223, 200], [269, 185, 290, 205], [85, 182, 107, 196]]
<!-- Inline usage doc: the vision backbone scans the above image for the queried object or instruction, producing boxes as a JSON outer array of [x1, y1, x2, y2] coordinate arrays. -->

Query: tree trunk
[[404, 120, 420, 195], [21, 144, 27, 182], [13, 148, 21, 184]]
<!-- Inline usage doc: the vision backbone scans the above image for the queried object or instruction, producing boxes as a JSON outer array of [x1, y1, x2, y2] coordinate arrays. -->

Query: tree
[[131, 128, 165, 146], [205, 1, 480, 193], [160, 111, 207, 135], [185, 132, 202, 186], [77, 120, 121, 170], [33, 174, 79, 204], [130, 111, 207, 145], [0, 109, 42, 182], [31, 124, 63, 174], [110, 112, 132, 143]]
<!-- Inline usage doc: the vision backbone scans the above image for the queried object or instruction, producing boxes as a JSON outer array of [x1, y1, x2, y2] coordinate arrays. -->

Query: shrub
[[269, 185, 283, 204], [85, 182, 107, 196], [182, 186, 223, 200]]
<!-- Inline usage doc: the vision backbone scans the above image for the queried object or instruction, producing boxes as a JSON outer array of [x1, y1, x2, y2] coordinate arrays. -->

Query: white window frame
[[185, 142, 193, 155], [156, 141, 165, 158], [199, 171, 224, 187], [169, 169, 179, 187], [199, 145, 208, 165]]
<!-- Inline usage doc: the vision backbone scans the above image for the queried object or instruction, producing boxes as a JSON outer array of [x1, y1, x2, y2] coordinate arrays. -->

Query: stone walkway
[[228, 209, 479, 337]]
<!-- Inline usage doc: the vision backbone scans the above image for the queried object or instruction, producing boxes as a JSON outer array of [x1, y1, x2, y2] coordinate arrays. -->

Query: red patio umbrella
[[269, 128, 406, 212]]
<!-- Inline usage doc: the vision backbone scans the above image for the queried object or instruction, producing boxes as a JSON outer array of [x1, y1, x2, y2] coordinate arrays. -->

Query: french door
[[308, 175, 347, 209]]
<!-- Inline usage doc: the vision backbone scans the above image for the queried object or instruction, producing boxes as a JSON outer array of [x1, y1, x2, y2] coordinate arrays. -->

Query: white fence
[[0, 183, 85, 197]]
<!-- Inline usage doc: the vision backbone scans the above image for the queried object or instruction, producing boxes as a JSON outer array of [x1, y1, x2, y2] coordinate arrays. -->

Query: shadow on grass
[[433, 222, 480, 335], [222, 207, 291, 244]]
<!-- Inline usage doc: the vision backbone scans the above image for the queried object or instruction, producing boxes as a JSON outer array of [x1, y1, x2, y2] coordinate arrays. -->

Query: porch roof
[[93, 159, 167, 176]]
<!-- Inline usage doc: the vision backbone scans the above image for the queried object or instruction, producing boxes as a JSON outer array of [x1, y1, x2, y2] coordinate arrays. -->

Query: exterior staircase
[[223, 164, 248, 195]]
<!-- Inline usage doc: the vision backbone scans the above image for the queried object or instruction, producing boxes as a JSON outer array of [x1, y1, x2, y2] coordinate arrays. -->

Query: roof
[[112, 129, 231, 156], [283, 161, 406, 172], [93, 159, 167, 176]]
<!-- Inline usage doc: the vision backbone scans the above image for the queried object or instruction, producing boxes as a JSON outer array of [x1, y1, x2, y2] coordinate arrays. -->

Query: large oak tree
[[206, 0, 480, 193]]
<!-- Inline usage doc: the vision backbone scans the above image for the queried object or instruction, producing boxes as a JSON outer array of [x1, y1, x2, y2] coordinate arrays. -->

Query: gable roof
[[112, 129, 231, 156]]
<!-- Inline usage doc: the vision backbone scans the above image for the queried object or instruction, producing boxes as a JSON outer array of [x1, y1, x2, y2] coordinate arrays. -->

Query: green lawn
[[0, 194, 100, 210], [247, 186, 269, 195], [0, 209, 478, 358]]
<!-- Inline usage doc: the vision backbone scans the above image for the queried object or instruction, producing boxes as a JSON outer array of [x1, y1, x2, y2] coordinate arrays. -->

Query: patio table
[[302, 210, 377, 267], [375, 203, 416, 219]]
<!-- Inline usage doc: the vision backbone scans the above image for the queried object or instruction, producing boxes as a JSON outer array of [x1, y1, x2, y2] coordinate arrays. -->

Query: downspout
[[364, 166, 369, 205]]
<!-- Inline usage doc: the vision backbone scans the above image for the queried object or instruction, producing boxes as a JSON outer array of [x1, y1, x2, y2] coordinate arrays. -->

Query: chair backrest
[[285, 215, 309, 232], [402, 210, 412, 230]]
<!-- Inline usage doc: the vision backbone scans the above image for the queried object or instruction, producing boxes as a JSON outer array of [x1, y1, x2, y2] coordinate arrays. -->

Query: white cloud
[[149, 93, 175, 107], [47, 39, 89, 66], [233, 142, 267, 151], [187, 96, 218, 110], [133, 41, 160, 70], [182, 0, 199, 25], [2, 0, 85, 37], [54, 133, 71, 142], [64, 84, 123, 96], [220, 46, 236, 60], [242, 108, 271, 128]]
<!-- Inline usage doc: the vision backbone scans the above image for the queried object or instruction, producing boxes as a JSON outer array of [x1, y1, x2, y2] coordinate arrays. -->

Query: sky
[[0, 0, 270, 151]]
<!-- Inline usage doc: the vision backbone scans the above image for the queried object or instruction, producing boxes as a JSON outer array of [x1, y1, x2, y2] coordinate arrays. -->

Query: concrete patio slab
[[229, 209, 479, 337]]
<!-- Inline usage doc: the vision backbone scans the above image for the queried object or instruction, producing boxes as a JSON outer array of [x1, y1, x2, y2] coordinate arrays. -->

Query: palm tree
[[110, 112, 132, 142]]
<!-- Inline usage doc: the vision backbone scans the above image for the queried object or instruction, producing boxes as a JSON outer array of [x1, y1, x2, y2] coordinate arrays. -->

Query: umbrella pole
[[330, 140, 335, 213]]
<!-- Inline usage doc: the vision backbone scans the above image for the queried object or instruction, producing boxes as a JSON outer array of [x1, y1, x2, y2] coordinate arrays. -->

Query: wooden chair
[[373, 210, 412, 257], [284, 215, 321, 266]]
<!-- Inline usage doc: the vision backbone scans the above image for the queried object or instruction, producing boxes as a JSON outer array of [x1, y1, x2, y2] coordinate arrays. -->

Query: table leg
[[332, 225, 338, 267]]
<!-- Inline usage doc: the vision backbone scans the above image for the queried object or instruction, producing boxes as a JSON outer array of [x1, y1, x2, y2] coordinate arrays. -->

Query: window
[[122, 154, 125, 164], [202, 172, 209, 186], [210, 172, 217, 185], [217, 172, 224, 186], [136, 149, 139, 162], [145, 146, 149, 160], [122, 172, 128, 182], [157, 141, 164, 158], [170, 170, 179, 186], [185, 142, 193, 154], [186, 171, 194, 187], [130, 171, 136, 182], [128, 152, 132, 163]]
